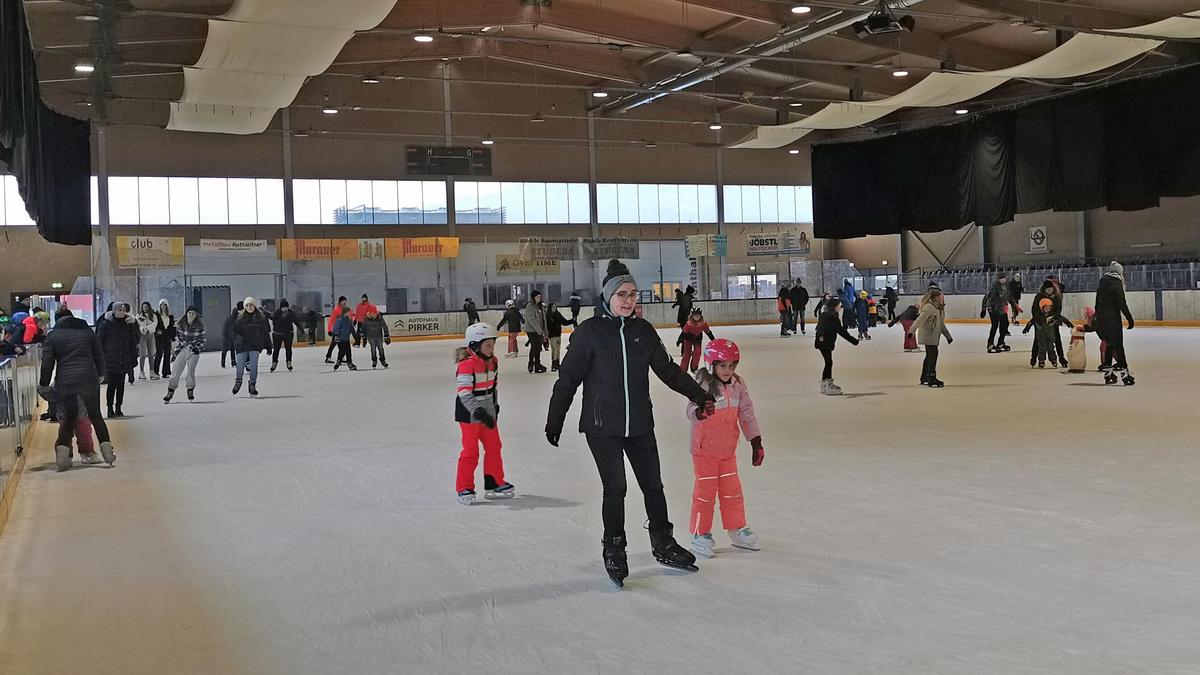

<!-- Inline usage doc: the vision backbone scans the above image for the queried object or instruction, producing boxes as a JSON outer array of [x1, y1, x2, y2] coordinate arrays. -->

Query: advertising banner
[[495, 255, 561, 277], [199, 239, 268, 251], [277, 239, 356, 261], [278, 238, 460, 260], [519, 237, 640, 262], [580, 237, 639, 261], [385, 314, 442, 336], [116, 236, 185, 268], [384, 237, 460, 259], [746, 231, 811, 257]]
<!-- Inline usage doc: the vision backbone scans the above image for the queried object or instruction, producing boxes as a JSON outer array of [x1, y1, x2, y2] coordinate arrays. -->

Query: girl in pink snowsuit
[[685, 338, 764, 558]]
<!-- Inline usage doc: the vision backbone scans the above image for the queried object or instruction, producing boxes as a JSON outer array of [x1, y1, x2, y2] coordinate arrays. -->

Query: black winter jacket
[[231, 310, 272, 352], [547, 311, 712, 438], [271, 308, 300, 335], [464, 301, 480, 324], [40, 317, 104, 394], [789, 284, 809, 310], [360, 315, 390, 341], [497, 307, 524, 333], [222, 311, 238, 347], [1094, 275, 1134, 329], [982, 282, 1012, 314], [814, 309, 859, 350], [96, 312, 140, 376], [888, 305, 920, 326], [546, 309, 575, 338]]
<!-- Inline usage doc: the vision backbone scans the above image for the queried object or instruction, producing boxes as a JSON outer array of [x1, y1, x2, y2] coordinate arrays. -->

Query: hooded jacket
[[21, 315, 39, 344], [888, 304, 920, 326], [331, 312, 355, 342], [156, 300, 176, 340], [547, 309, 711, 438], [545, 308, 575, 338], [231, 308, 271, 352], [96, 310, 140, 375], [909, 300, 952, 346], [982, 281, 1012, 314], [353, 300, 377, 325], [789, 283, 809, 310], [360, 314, 390, 341], [454, 347, 499, 423], [39, 316, 104, 394], [1094, 273, 1133, 329], [814, 305, 859, 350]]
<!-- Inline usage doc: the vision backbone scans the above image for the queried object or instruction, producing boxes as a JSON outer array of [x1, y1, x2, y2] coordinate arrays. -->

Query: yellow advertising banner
[[384, 237, 460, 259], [116, 236, 185, 268], [278, 237, 460, 261], [495, 254, 560, 277]]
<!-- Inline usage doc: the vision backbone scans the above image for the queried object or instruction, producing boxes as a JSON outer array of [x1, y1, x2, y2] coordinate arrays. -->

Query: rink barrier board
[[0, 402, 41, 542]]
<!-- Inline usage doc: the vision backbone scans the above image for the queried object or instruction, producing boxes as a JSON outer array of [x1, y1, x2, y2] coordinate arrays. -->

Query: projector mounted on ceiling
[[852, 1, 916, 37]]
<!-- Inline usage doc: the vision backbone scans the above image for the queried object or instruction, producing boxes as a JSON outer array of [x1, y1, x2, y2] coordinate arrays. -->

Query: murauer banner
[[746, 231, 811, 257], [116, 236, 185, 268], [277, 238, 460, 260], [495, 255, 560, 277], [519, 237, 639, 262]]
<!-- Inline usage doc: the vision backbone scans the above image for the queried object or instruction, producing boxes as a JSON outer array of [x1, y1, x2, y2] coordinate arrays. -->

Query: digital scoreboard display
[[406, 146, 492, 176]]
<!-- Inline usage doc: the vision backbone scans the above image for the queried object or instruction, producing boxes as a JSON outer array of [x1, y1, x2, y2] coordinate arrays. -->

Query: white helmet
[[465, 322, 498, 346], [505, 299, 514, 307]]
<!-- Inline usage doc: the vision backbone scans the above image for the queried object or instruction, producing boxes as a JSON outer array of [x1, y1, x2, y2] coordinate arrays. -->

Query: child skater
[[454, 323, 515, 505], [331, 307, 358, 371], [853, 290, 871, 340], [1023, 298, 1073, 369], [687, 339, 764, 558], [888, 302, 921, 352], [814, 296, 860, 395], [677, 306, 715, 374], [1066, 307, 1096, 374]]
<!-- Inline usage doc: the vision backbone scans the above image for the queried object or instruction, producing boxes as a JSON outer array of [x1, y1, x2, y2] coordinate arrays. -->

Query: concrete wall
[[0, 230, 91, 310]]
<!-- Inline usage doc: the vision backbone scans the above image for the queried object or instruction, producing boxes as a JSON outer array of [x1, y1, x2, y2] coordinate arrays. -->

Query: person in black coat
[[231, 297, 271, 396], [95, 302, 139, 417], [40, 307, 115, 470], [270, 299, 301, 372], [221, 301, 243, 368], [546, 259, 716, 587], [790, 281, 810, 334], [544, 302, 575, 372], [568, 291, 582, 322], [463, 298, 480, 325], [496, 300, 524, 358], [153, 299, 177, 379], [300, 306, 319, 345], [883, 286, 898, 323], [671, 287, 695, 328], [1094, 261, 1135, 380], [813, 297, 859, 395], [1006, 273, 1024, 326], [1028, 280, 1066, 365]]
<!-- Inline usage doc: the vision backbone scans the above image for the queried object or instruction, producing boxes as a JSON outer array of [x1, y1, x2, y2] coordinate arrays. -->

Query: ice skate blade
[[654, 556, 699, 572], [484, 491, 515, 500], [731, 542, 761, 551]]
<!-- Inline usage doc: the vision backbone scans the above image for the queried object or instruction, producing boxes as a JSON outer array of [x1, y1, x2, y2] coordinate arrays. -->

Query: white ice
[[2, 323, 1200, 674]]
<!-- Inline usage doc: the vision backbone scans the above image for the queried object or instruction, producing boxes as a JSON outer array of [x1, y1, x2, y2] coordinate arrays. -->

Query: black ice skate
[[1104, 370, 1119, 384], [286, 361, 293, 371], [163, 388, 175, 403], [270, 361, 278, 373], [648, 525, 699, 572], [1118, 369, 1135, 386], [987, 345, 999, 354], [248, 382, 258, 397], [1000, 344, 1011, 351], [381, 360, 388, 369], [602, 535, 629, 589], [926, 377, 945, 388], [232, 379, 242, 395], [186, 388, 195, 401]]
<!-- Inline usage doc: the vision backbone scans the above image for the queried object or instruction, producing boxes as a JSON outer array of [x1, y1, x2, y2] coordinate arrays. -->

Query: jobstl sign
[[746, 231, 810, 257]]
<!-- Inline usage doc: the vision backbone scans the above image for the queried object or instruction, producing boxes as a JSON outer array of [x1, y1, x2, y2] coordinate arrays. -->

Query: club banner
[[278, 238, 460, 260], [746, 231, 811, 257], [199, 239, 268, 251], [116, 236, 185, 268], [495, 254, 561, 277], [519, 237, 639, 262]]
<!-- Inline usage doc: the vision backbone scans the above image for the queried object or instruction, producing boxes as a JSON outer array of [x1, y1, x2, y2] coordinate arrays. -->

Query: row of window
[[0, 176, 815, 226]]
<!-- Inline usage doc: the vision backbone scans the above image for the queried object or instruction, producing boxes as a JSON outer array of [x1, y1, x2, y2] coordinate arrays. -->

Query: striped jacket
[[454, 348, 498, 423]]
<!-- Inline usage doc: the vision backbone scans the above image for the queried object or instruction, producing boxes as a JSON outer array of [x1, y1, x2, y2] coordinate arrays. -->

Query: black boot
[[648, 524, 698, 572], [602, 535, 629, 589], [551, 359, 559, 372], [528, 360, 536, 374], [163, 388, 175, 404]]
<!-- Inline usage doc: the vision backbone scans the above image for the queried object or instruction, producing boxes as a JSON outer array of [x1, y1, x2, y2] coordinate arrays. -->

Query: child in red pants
[[676, 307, 714, 373], [888, 303, 921, 352], [454, 323, 515, 505], [685, 339, 764, 558]]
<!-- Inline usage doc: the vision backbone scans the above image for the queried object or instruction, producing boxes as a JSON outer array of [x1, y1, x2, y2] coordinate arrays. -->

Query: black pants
[[527, 332, 544, 369], [221, 347, 232, 367], [779, 311, 791, 335], [988, 311, 1009, 347], [154, 334, 172, 376], [921, 345, 940, 381], [586, 433, 671, 539], [272, 332, 293, 364], [105, 378, 125, 411], [1097, 322, 1128, 369], [57, 391, 110, 447], [335, 341, 353, 366], [819, 347, 833, 380], [325, 339, 337, 360], [1029, 326, 1066, 363], [304, 326, 317, 344], [887, 300, 897, 322], [795, 307, 806, 333]]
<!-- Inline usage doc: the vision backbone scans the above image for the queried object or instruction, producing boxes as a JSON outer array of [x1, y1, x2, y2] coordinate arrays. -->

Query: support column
[[978, 223, 988, 266], [93, 125, 112, 320], [587, 112, 599, 296], [281, 109, 295, 305], [443, 66, 456, 306], [1077, 210, 1090, 260], [715, 145, 726, 300], [896, 228, 906, 286]]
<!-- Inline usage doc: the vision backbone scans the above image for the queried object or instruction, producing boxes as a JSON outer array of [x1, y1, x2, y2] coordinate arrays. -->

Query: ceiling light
[[790, 5, 812, 14], [882, 260, 889, 266], [788, 149, 801, 155], [644, 141, 657, 148], [1032, 26, 1050, 35], [892, 69, 909, 77], [708, 123, 723, 130], [413, 33, 434, 43], [74, 13, 99, 22], [361, 77, 381, 84], [955, 108, 969, 115], [74, 62, 95, 73], [76, 100, 92, 107], [848, 262, 855, 267], [352, 106, 363, 111], [293, 130, 309, 138], [322, 107, 338, 114], [530, 113, 546, 123], [481, 26, 494, 32], [393, 75, 405, 81], [481, 136, 495, 145], [592, 91, 609, 98], [788, 102, 803, 107]]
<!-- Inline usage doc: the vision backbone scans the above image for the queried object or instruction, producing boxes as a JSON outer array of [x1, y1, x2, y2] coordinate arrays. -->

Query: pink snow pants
[[690, 407, 746, 535]]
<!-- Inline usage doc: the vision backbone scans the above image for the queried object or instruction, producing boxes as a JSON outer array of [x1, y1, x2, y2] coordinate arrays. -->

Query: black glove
[[849, 336, 860, 346], [545, 424, 561, 447], [472, 409, 496, 429], [1127, 319, 1135, 330], [693, 396, 717, 420], [384, 337, 391, 345], [750, 436, 765, 467], [980, 310, 987, 319], [946, 337, 954, 345]]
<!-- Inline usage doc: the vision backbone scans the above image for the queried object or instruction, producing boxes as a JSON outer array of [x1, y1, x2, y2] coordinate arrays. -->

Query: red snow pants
[[457, 422, 506, 493], [680, 340, 701, 372]]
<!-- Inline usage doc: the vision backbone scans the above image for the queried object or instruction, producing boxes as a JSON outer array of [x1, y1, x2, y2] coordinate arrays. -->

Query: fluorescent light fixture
[[955, 108, 969, 115], [322, 107, 339, 114], [293, 130, 309, 138], [481, 136, 495, 145], [592, 91, 609, 98], [413, 33, 434, 43], [788, 102, 803, 107], [1130, 242, 1162, 248], [644, 142, 657, 148], [75, 14, 99, 22], [849, 262, 855, 267], [51, 282, 65, 289], [361, 77, 381, 84], [882, 260, 889, 266], [788, 149, 801, 155], [481, 26, 494, 32], [74, 62, 95, 73], [791, 5, 812, 14], [708, 123, 723, 130], [891, 69, 909, 77], [530, 114, 546, 123]]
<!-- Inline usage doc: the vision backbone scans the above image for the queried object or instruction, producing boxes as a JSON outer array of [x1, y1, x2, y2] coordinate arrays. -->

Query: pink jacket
[[686, 377, 761, 458]]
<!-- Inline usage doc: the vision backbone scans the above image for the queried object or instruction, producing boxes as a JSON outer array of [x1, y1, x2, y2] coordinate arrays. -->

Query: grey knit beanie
[[601, 259, 637, 303]]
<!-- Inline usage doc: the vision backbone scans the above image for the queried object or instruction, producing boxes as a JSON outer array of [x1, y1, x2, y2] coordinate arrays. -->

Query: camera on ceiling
[[852, 2, 916, 37]]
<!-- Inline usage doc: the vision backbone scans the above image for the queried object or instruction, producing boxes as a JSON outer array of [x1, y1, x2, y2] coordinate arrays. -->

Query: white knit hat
[[244, 296, 258, 307]]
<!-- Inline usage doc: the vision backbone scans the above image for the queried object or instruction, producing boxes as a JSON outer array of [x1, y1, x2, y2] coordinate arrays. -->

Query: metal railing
[[902, 261, 1200, 295], [1, 347, 42, 506]]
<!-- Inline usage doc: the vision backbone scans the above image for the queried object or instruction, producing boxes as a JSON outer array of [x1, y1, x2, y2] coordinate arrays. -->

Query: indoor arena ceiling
[[23, 0, 1200, 147]]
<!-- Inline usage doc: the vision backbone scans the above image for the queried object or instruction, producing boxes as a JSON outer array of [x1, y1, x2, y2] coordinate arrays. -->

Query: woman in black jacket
[[96, 302, 139, 417], [544, 302, 574, 372], [153, 299, 177, 378], [1095, 261, 1136, 384], [546, 260, 716, 588], [41, 307, 116, 470], [231, 297, 271, 397]]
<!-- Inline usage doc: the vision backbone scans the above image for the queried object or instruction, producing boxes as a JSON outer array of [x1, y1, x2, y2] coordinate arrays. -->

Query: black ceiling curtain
[[0, 0, 92, 245], [812, 63, 1200, 239]]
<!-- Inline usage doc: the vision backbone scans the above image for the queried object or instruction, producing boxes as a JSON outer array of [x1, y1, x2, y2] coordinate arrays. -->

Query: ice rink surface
[[2, 322, 1199, 675]]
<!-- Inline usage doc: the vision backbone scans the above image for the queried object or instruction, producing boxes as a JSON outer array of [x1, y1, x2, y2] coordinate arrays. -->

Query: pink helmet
[[703, 338, 740, 365]]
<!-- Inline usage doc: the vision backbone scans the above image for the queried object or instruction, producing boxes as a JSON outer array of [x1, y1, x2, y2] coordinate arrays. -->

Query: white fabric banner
[[199, 239, 269, 251]]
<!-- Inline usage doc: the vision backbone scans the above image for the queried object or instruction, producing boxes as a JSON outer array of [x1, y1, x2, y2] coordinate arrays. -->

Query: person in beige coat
[[907, 289, 953, 387]]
